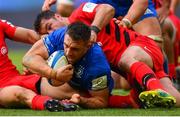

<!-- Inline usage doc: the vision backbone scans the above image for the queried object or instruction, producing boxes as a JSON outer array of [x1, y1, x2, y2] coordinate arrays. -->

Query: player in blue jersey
[[23, 22, 114, 108]]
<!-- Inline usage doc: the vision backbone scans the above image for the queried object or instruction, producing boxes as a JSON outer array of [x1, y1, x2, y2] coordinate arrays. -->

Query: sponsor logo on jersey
[[1, 20, 15, 27], [92, 75, 107, 91], [144, 8, 153, 15], [83, 2, 97, 12], [1, 46, 7, 55], [144, 46, 152, 53], [74, 65, 84, 78], [97, 42, 102, 46]]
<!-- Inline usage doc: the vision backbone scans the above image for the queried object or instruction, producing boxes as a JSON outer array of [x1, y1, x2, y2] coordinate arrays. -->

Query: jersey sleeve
[[0, 19, 17, 39], [85, 44, 114, 92], [43, 27, 66, 56], [68, 2, 99, 25]]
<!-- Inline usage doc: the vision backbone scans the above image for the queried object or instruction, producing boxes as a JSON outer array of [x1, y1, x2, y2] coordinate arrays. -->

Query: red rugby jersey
[[0, 19, 19, 79], [68, 3, 140, 69]]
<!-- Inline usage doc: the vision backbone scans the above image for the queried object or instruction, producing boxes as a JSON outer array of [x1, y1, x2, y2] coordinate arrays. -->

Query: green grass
[[0, 108, 180, 116], [4, 50, 180, 116]]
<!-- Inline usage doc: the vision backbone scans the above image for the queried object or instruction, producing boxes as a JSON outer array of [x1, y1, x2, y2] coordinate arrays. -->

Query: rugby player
[[23, 22, 114, 108], [0, 19, 79, 111]]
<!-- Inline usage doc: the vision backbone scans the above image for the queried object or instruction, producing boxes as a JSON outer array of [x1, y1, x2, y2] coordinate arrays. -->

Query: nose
[[66, 48, 71, 56]]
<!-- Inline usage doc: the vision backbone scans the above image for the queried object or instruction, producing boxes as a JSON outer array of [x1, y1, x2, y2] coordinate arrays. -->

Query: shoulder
[[87, 43, 110, 69], [51, 27, 67, 36], [47, 27, 67, 41]]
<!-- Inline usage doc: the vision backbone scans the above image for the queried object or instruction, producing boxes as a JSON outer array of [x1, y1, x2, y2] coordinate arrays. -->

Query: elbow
[[22, 54, 30, 67], [107, 4, 115, 18]]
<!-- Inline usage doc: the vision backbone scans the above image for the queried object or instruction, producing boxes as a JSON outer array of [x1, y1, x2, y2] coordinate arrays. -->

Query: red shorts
[[0, 74, 41, 94], [130, 36, 168, 79]]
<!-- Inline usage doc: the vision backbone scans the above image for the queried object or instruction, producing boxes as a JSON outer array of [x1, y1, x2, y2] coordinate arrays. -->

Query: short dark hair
[[66, 22, 91, 42], [34, 10, 55, 32]]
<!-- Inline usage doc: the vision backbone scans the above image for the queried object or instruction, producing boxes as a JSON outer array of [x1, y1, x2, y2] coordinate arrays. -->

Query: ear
[[86, 41, 92, 49]]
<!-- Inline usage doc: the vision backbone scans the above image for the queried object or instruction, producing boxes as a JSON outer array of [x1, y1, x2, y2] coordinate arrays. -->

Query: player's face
[[64, 34, 90, 64], [39, 17, 65, 34]]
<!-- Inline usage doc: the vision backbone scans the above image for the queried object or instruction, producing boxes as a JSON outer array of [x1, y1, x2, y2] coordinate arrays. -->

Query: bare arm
[[23, 39, 73, 82], [79, 89, 109, 108], [42, 0, 56, 11], [71, 88, 109, 108], [123, 0, 148, 25], [170, 0, 180, 12], [13, 27, 40, 44], [22, 39, 52, 77], [90, 4, 115, 43], [91, 4, 115, 30]]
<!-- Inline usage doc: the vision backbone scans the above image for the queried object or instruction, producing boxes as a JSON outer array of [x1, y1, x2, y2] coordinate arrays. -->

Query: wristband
[[90, 26, 100, 34], [50, 69, 57, 79], [122, 18, 132, 28]]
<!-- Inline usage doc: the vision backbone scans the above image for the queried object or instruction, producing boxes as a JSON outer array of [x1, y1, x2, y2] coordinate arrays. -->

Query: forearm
[[91, 4, 115, 30], [23, 55, 52, 79], [170, 0, 179, 12], [124, 0, 148, 24], [14, 27, 40, 44], [162, 0, 171, 10]]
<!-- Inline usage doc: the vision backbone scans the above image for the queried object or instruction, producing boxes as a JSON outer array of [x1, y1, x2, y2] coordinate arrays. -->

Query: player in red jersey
[[0, 19, 79, 111], [33, 3, 179, 108]]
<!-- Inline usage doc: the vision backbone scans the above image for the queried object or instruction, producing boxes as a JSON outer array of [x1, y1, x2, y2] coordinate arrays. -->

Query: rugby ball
[[47, 50, 68, 86], [47, 50, 68, 69]]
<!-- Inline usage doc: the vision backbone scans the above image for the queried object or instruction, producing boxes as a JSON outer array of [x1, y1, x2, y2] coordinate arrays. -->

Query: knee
[[14, 87, 27, 99], [119, 54, 136, 71], [0, 86, 26, 106]]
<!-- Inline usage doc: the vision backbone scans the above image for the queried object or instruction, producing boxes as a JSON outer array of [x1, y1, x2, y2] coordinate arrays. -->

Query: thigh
[[40, 78, 79, 99]]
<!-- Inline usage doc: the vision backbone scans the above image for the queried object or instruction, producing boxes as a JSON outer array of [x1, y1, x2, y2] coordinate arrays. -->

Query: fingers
[[90, 31, 97, 43], [70, 94, 80, 104], [54, 64, 74, 82], [49, 0, 56, 5], [42, 0, 56, 11], [22, 67, 32, 75], [63, 64, 73, 71], [42, 4, 50, 11]]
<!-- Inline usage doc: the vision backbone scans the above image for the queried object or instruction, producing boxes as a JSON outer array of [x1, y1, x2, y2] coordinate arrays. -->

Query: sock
[[108, 95, 139, 108], [163, 56, 169, 74], [168, 63, 176, 79], [32, 95, 52, 110], [130, 62, 164, 90]]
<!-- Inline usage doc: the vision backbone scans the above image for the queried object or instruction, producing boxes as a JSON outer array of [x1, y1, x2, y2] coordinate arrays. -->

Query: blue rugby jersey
[[43, 27, 114, 92]]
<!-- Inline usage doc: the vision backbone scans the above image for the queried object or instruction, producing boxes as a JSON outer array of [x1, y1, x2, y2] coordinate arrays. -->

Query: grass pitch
[[1, 49, 179, 116]]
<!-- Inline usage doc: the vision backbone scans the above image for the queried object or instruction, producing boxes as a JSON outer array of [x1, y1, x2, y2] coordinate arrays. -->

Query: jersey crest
[[82, 2, 97, 12]]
